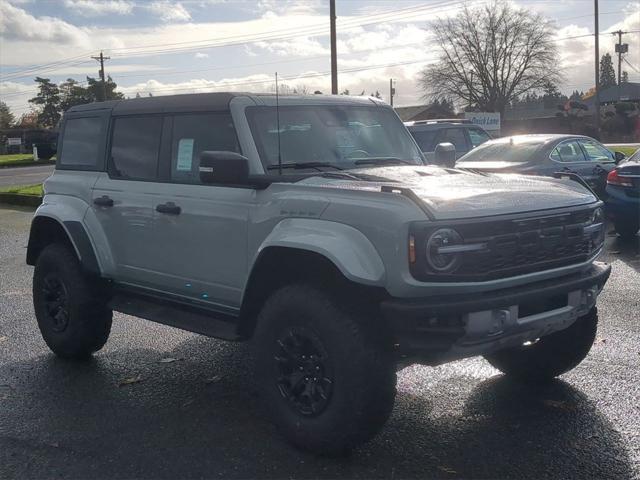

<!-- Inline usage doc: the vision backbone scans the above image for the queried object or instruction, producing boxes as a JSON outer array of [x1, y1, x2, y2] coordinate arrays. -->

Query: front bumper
[[382, 262, 611, 364]]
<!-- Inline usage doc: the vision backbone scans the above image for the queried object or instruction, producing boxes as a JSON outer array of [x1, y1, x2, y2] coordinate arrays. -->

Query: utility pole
[[330, 0, 337, 94], [91, 51, 111, 102], [613, 30, 629, 100], [389, 78, 395, 107], [594, 0, 600, 137]]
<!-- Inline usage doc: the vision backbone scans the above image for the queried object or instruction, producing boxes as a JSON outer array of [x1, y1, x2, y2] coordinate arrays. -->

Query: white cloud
[[148, 1, 192, 22], [254, 36, 328, 57], [256, 0, 325, 17], [194, 52, 209, 59], [0, 0, 90, 43], [64, 0, 133, 16]]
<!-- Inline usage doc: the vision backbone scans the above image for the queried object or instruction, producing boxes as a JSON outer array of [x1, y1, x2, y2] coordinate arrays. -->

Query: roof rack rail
[[405, 118, 472, 125]]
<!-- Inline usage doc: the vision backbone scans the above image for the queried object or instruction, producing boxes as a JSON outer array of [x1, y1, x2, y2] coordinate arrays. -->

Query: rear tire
[[614, 220, 639, 240], [254, 284, 396, 455], [33, 243, 112, 359], [484, 307, 598, 382]]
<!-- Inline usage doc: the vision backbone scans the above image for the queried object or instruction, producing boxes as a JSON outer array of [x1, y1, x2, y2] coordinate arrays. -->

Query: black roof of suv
[[404, 119, 492, 161]]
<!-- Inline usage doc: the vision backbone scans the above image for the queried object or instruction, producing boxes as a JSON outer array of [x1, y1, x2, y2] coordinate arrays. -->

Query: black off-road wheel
[[33, 243, 112, 359], [484, 307, 598, 382], [254, 284, 397, 455]]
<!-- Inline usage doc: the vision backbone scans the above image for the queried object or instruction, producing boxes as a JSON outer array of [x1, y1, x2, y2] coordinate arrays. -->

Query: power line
[[623, 57, 639, 74]]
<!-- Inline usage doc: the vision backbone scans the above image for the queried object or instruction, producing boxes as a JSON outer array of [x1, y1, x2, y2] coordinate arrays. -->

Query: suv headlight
[[426, 228, 464, 273], [591, 207, 604, 224]]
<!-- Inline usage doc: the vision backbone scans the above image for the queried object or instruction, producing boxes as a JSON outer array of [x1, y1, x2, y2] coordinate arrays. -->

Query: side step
[[109, 290, 242, 341]]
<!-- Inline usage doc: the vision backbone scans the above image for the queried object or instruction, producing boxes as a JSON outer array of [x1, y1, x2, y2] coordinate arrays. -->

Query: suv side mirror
[[433, 142, 456, 168], [614, 151, 626, 164], [199, 151, 249, 185]]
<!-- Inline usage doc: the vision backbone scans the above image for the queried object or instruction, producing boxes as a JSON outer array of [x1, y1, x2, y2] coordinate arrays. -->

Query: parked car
[[405, 119, 491, 164], [27, 93, 610, 455], [455, 134, 626, 198], [606, 148, 640, 239]]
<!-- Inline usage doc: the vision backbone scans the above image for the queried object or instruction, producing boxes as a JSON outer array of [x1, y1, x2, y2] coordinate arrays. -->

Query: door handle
[[156, 202, 181, 215], [93, 195, 114, 207]]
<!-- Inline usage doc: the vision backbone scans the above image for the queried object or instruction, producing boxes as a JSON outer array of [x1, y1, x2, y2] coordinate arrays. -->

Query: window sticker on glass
[[177, 138, 194, 171]]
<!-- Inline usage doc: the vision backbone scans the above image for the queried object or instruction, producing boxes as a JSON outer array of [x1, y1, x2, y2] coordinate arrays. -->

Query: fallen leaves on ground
[[542, 399, 576, 411], [119, 376, 143, 387], [158, 357, 182, 364], [438, 466, 457, 474]]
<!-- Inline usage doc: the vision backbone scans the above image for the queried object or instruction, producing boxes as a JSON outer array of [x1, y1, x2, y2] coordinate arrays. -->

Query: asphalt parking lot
[[0, 165, 55, 188], [1, 204, 639, 480]]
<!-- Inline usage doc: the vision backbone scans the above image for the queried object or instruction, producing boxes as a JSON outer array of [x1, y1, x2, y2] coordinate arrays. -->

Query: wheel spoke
[[273, 327, 333, 417]]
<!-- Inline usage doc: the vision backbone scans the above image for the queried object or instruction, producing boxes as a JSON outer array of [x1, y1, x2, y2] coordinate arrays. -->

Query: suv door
[[145, 112, 251, 310], [91, 115, 164, 286], [577, 138, 616, 196]]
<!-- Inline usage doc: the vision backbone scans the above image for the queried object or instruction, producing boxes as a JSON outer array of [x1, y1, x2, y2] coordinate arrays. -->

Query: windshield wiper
[[266, 162, 343, 171], [353, 157, 412, 166]]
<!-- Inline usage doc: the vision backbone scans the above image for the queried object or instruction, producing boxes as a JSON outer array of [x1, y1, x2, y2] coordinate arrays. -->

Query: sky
[[0, 0, 639, 120]]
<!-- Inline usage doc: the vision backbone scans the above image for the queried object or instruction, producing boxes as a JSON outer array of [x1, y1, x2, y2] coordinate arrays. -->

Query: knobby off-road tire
[[33, 243, 112, 359], [484, 307, 598, 382], [614, 220, 639, 240], [254, 284, 397, 455]]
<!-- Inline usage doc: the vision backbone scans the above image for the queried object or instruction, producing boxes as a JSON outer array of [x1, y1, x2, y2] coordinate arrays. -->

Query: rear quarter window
[[59, 116, 106, 169]]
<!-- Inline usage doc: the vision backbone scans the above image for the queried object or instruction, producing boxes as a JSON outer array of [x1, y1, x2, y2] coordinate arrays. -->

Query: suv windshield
[[246, 105, 424, 172], [458, 138, 545, 163]]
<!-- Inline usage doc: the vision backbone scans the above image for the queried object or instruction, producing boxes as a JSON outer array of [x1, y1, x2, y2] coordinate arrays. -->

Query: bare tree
[[420, 1, 561, 116]]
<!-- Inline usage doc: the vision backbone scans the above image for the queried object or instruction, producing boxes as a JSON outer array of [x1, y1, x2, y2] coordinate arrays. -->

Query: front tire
[[33, 243, 112, 359], [484, 307, 598, 382], [254, 284, 396, 455]]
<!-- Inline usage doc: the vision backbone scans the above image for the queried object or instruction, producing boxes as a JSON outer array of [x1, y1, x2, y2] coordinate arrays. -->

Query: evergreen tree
[[599, 53, 617, 88], [29, 77, 61, 128], [0, 101, 15, 129], [59, 78, 91, 112], [86, 75, 125, 102]]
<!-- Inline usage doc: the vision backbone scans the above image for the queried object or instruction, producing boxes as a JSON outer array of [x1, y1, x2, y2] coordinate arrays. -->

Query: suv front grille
[[410, 207, 602, 282]]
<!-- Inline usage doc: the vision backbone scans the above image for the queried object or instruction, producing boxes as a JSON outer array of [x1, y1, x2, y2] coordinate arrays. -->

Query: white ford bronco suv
[[28, 93, 610, 454]]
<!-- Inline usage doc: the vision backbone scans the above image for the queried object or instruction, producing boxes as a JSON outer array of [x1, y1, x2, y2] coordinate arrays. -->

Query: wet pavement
[[1, 205, 638, 479], [0, 165, 54, 188]]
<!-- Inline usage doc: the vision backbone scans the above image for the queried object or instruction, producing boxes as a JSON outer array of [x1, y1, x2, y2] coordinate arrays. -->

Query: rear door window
[[169, 113, 241, 184], [550, 140, 587, 163], [60, 116, 105, 168], [110, 116, 162, 180], [578, 139, 615, 163]]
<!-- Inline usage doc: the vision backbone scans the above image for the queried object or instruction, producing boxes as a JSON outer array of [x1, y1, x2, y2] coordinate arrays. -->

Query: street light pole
[[389, 78, 395, 107], [594, 0, 600, 137], [330, 0, 338, 95]]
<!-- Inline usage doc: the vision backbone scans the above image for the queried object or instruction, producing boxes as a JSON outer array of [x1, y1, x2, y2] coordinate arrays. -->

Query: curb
[[0, 160, 55, 169], [0, 193, 42, 207]]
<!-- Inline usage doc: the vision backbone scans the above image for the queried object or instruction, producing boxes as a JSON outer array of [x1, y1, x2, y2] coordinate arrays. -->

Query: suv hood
[[296, 165, 597, 220]]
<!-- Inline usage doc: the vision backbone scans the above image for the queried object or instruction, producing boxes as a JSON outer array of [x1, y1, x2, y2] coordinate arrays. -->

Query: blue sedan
[[455, 134, 624, 198], [606, 149, 640, 239]]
